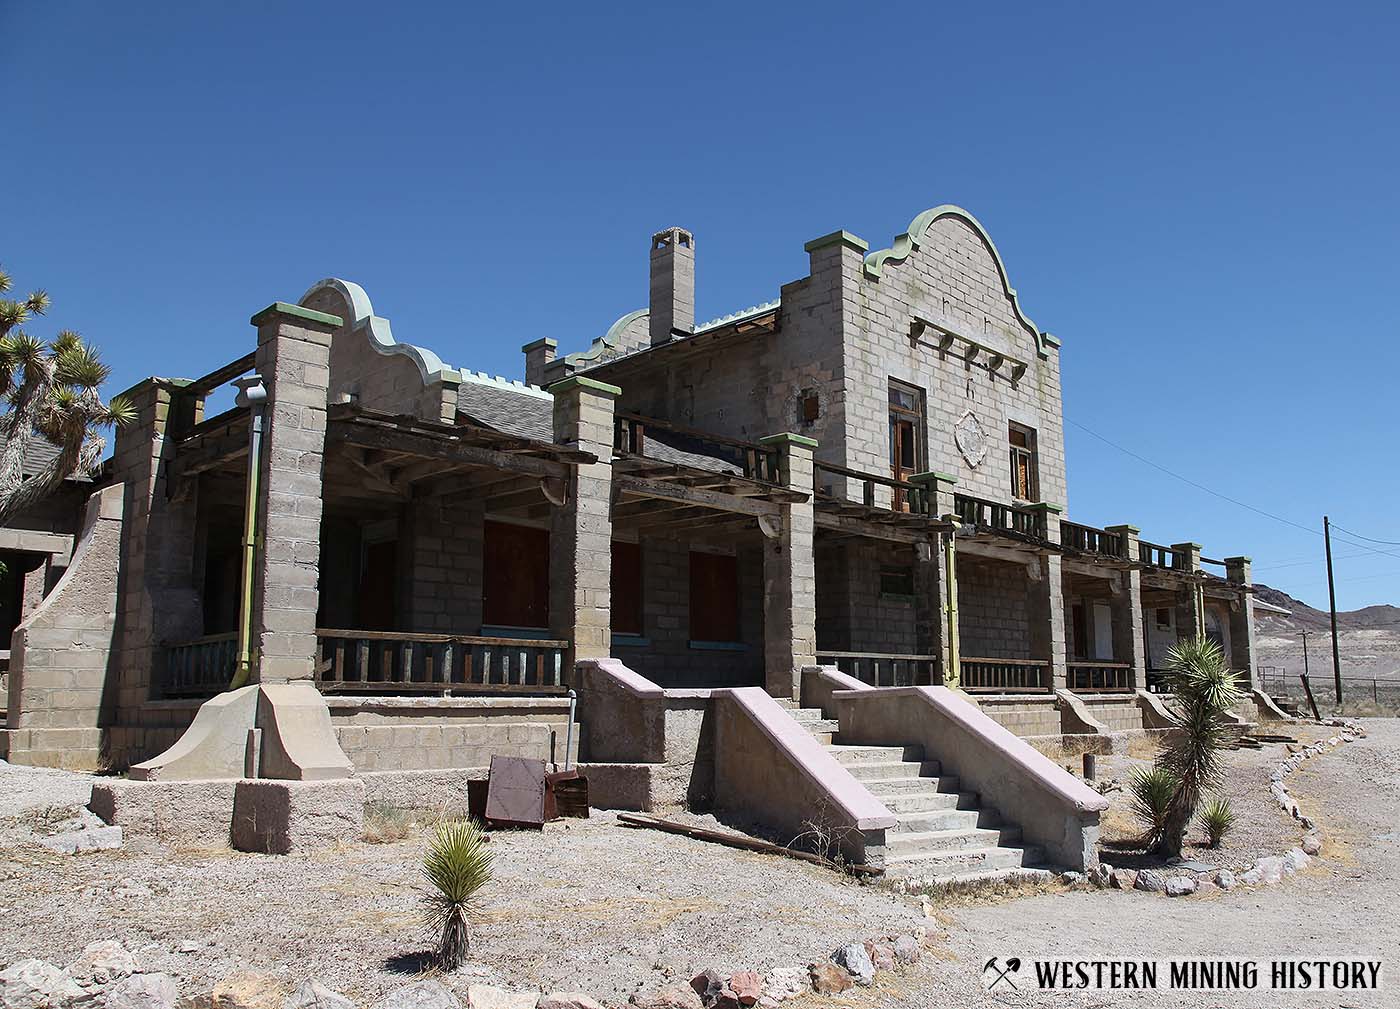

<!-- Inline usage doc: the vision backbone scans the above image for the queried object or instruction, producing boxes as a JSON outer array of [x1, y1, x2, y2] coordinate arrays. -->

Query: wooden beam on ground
[[616, 813, 880, 877]]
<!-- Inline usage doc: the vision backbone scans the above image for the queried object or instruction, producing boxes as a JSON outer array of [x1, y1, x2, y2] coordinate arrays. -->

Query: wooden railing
[[813, 461, 937, 514], [614, 413, 780, 482], [315, 630, 569, 694], [954, 494, 1046, 539], [1138, 540, 1181, 569], [163, 632, 239, 698], [959, 656, 1052, 693], [1060, 521, 1127, 559], [1067, 661, 1134, 692], [816, 651, 939, 686]]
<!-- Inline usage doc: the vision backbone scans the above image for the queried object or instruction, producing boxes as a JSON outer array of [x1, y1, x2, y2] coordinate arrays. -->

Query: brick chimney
[[649, 227, 694, 346], [521, 337, 557, 387]]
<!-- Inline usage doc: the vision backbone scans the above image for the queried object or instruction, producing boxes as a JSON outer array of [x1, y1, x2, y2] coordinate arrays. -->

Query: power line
[[1329, 523, 1400, 546]]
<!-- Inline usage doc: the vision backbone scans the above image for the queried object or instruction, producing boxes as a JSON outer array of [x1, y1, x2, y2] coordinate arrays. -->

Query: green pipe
[[943, 522, 961, 687], [229, 376, 267, 691]]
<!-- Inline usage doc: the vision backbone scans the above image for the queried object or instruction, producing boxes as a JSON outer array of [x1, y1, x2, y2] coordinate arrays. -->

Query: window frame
[[1008, 421, 1040, 503]]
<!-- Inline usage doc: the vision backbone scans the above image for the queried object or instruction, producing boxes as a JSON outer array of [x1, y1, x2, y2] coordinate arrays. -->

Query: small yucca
[[1129, 764, 1178, 849], [1198, 795, 1236, 848], [421, 818, 493, 968]]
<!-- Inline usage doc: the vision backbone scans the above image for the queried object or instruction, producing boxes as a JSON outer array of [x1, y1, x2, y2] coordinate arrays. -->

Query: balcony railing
[[1060, 521, 1127, 559], [614, 413, 779, 482], [1067, 661, 1134, 692], [959, 656, 1052, 693], [816, 650, 939, 686], [812, 461, 936, 514], [163, 632, 238, 698], [1138, 540, 1182, 569], [315, 630, 569, 694], [953, 494, 1046, 540]]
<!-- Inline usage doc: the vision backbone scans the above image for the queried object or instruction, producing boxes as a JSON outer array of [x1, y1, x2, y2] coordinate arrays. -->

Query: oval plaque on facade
[[955, 410, 989, 468]]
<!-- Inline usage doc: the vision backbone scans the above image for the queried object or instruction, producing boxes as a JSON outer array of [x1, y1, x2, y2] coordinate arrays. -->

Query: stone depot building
[[0, 205, 1281, 876]]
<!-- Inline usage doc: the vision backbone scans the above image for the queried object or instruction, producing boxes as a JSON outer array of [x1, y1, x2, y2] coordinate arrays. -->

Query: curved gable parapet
[[561, 307, 649, 368], [299, 278, 462, 384], [862, 205, 1058, 359]]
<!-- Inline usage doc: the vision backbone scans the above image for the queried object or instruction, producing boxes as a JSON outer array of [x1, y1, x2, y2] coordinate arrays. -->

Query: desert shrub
[[1198, 795, 1236, 848], [421, 818, 493, 968], [1129, 764, 1178, 849], [363, 803, 418, 844]]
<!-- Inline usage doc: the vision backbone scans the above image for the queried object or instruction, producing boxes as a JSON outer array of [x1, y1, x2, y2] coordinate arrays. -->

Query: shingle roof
[[455, 372, 553, 442], [0, 433, 66, 478]]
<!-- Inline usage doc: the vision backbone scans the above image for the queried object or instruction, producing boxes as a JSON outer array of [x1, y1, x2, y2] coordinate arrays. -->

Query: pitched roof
[[0, 433, 67, 478], [455, 372, 553, 442]]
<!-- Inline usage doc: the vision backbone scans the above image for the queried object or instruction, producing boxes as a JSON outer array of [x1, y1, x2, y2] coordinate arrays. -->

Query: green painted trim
[[547, 376, 622, 397], [1105, 524, 1141, 534], [250, 302, 343, 329], [521, 337, 557, 352], [1028, 502, 1064, 514], [1224, 555, 1252, 564], [908, 470, 958, 485], [758, 432, 818, 449], [861, 205, 1056, 358], [1172, 542, 1204, 550], [803, 229, 869, 253]]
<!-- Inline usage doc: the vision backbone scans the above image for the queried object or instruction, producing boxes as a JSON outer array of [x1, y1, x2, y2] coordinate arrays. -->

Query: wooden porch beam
[[328, 423, 571, 480], [614, 474, 782, 516]]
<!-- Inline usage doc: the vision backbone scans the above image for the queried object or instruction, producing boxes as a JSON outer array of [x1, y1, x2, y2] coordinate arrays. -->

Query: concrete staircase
[[776, 698, 1048, 882]]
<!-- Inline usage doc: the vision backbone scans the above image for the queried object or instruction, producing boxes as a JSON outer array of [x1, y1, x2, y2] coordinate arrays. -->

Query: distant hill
[[1253, 584, 1400, 631]]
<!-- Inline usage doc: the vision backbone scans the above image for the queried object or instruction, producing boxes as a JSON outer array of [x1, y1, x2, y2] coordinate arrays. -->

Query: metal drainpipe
[[943, 522, 960, 688], [228, 374, 267, 691]]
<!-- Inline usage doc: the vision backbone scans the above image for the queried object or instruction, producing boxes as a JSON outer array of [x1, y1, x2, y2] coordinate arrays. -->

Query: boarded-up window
[[1009, 422, 1039, 502], [483, 521, 549, 628], [611, 541, 643, 635], [689, 550, 739, 642]]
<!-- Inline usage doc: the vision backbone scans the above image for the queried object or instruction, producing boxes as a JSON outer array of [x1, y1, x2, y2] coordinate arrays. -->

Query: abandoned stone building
[[0, 204, 1279, 876]]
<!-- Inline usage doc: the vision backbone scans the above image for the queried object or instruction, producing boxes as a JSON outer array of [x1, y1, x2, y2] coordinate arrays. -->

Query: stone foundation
[[231, 778, 365, 854]]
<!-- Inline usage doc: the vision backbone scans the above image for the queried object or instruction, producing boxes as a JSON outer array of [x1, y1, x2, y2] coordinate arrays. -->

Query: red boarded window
[[483, 521, 550, 628], [611, 541, 643, 635], [689, 551, 739, 643]]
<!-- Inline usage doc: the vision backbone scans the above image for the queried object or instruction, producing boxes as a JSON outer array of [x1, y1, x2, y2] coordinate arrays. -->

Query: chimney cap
[[651, 227, 693, 249]]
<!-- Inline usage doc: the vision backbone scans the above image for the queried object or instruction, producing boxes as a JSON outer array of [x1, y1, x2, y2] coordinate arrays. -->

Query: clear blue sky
[[5, 2, 1397, 610]]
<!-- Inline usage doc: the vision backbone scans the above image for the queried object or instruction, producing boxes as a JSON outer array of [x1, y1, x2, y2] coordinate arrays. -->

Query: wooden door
[[483, 521, 550, 629]]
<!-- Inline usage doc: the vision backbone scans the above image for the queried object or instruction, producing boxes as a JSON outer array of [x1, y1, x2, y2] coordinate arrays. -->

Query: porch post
[[549, 377, 619, 672], [758, 433, 817, 700], [1028, 503, 1067, 690], [908, 471, 958, 518], [1172, 542, 1204, 643], [1106, 524, 1147, 689], [914, 519, 959, 687], [1225, 556, 1258, 689]]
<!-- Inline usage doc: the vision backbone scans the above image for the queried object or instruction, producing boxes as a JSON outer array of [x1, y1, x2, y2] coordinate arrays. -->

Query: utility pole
[[1324, 516, 1343, 705], [1301, 629, 1310, 678]]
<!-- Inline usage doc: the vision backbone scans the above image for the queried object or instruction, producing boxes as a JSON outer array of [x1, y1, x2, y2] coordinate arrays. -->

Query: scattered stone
[[38, 826, 123, 855], [376, 980, 462, 1009], [1165, 876, 1198, 897], [1059, 871, 1085, 885], [862, 941, 894, 972], [285, 982, 353, 1009], [892, 936, 920, 965], [688, 971, 721, 1003], [1284, 848, 1311, 873], [1302, 834, 1323, 856], [538, 997, 603, 1009], [65, 940, 141, 985], [830, 945, 874, 987], [466, 986, 538, 1009], [0, 959, 89, 1009], [1133, 870, 1166, 893], [208, 973, 285, 1009], [1091, 863, 1113, 887], [178, 943, 204, 955], [726, 972, 760, 1007], [628, 985, 702, 1009], [1214, 869, 1237, 890], [759, 968, 806, 1003], [107, 974, 179, 1009], [807, 965, 853, 995], [1110, 868, 1138, 890]]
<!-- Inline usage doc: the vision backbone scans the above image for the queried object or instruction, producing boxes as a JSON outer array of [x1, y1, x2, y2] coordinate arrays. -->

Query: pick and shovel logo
[[982, 957, 1022, 991]]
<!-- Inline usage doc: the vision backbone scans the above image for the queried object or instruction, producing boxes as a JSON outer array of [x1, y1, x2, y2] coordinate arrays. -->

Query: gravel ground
[[2, 720, 1393, 1008]]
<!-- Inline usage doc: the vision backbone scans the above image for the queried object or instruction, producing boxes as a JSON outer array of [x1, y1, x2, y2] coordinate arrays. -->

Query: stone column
[[549, 377, 619, 673], [248, 303, 338, 684], [1172, 542, 1204, 644], [1028, 503, 1068, 689], [758, 433, 818, 700], [1106, 524, 1147, 689], [1226, 556, 1258, 688], [914, 521, 960, 686], [908, 471, 959, 518]]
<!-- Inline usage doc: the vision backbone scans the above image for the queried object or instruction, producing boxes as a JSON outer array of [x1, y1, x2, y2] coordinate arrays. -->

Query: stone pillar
[[248, 302, 338, 684], [1028, 503, 1068, 689], [1172, 542, 1204, 644], [908, 471, 959, 518], [1226, 556, 1258, 688], [1106, 524, 1147, 689], [549, 377, 619, 672], [521, 338, 557, 388], [758, 433, 818, 700], [914, 521, 959, 686]]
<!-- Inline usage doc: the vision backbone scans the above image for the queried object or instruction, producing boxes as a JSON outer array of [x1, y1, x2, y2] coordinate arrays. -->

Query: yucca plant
[[1129, 764, 1178, 850], [1198, 795, 1236, 848], [0, 265, 134, 527], [1153, 636, 1243, 858], [421, 818, 493, 968]]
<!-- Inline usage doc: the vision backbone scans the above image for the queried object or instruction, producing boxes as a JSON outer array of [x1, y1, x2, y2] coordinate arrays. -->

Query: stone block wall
[[1079, 697, 1147, 732], [957, 555, 1033, 658], [974, 697, 1063, 737], [403, 495, 484, 632], [815, 540, 923, 655]]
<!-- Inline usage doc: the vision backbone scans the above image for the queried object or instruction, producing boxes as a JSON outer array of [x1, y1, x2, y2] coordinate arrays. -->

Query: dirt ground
[[2, 720, 1394, 1009]]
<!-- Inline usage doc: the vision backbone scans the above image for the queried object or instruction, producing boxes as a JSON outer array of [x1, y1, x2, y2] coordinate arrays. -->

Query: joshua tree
[[421, 818, 493, 968], [1152, 636, 1243, 858], [0, 265, 133, 527]]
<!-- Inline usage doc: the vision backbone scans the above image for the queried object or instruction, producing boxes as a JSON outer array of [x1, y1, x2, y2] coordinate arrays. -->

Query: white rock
[[1285, 847, 1311, 872], [467, 987, 538, 1009], [1165, 876, 1198, 896], [537, 995, 603, 1009], [1252, 856, 1285, 884], [1214, 869, 1237, 890], [1302, 834, 1323, 856], [1239, 868, 1263, 886], [285, 982, 352, 1009], [831, 944, 875, 986], [760, 968, 807, 1002], [38, 827, 123, 855], [105, 974, 178, 1009], [1133, 870, 1167, 893], [65, 941, 140, 985], [376, 981, 462, 1009], [892, 936, 921, 964], [0, 959, 91, 1009]]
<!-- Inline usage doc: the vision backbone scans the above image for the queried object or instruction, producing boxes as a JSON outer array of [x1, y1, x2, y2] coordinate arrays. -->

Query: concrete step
[[863, 774, 961, 797], [840, 759, 943, 783], [890, 807, 997, 833], [883, 843, 1045, 879], [879, 790, 980, 814], [825, 744, 926, 764], [794, 717, 841, 735], [887, 825, 1022, 855]]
